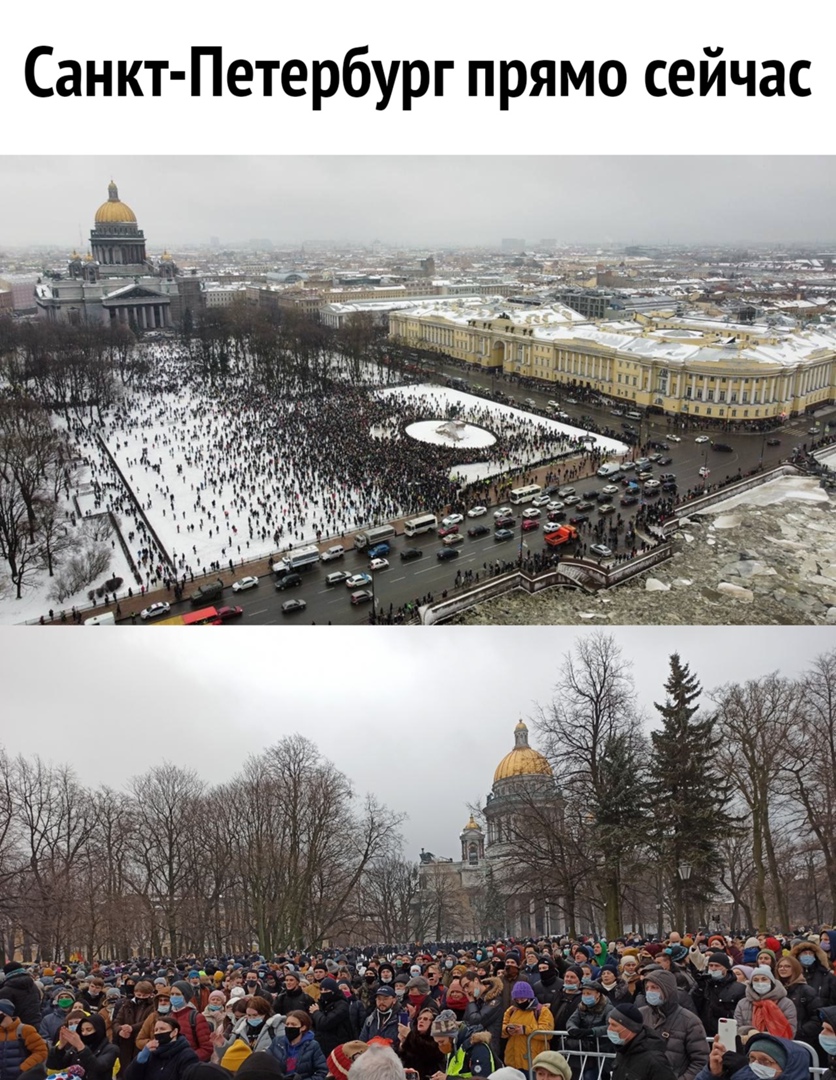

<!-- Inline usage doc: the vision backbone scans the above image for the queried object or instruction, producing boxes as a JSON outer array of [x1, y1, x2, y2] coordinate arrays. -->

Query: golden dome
[[493, 719, 552, 782], [463, 814, 481, 831], [94, 181, 137, 224]]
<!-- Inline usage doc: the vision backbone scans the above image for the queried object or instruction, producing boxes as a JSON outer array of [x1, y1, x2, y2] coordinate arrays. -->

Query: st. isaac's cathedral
[[418, 720, 562, 939], [35, 181, 187, 328]]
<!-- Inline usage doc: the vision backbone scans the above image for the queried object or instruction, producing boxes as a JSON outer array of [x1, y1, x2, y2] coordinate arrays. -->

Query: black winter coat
[[1, 973, 41, 1027], [398, 1030, 445, 1080], [47, 1036, 119, 1080], [124, 1037, 199, 1080], [611, 1028, 678, 1080], [691, 973, 745, 1037], [310, 998, 353, 1057], [783, 981, 822, 1046], [800, 964, 836, 1009]]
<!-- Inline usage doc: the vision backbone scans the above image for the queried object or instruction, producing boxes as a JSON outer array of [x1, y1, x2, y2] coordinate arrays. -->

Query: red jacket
[[171, 1007, 212, 1062]]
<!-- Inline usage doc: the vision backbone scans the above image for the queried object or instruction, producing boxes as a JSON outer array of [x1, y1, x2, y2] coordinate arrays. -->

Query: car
[[610, 408, 624, 416], [620, 461, 636, 471], [644, 479, 661, 490], [667, 434, 682, 442], [441, 514, 464, 527], [601, 484, 619, 496], [657, 456, 673, 466], [569, 513, 589, 525], [555, 410, 570, 421], [214, 605, 243, 621], [647, 453, 663, 463], [596, 491, 615, 503], [699, 465, 710, 477], [598, 503, 616, 515], [712, 442, 734, 452], [367, 542, 390, 559], [766, 437, 781, 446], [808, 427, 820, 435], [547, 399, 561, 408], [400, 547, 423, 561], [531, 494, 551, 506], [369, 557, 390, 570], [494, 528, 514, 541], [325, 570, 352, 585], [590, 544, 613, 559], [231, 575, 259, 592], [695, 435, 710, 443], [140, 602, 171, 621], [493, 506, 513, 519], [494, 516, 515, 529], [635, 458, 652, 470], [522, 507, 541, 519], [275, 572, 302, 591], [442, 533, 464, 547], [546, 500, 564, 513], [438, 524, 459, 538], [350, 589, 374, 605], [437, 547, 460, 560], [576, 500, 595, 512], [637, 470, 654, 482], [281, 598, 307, 614], [521, 518, 540, 532], [467, 525, 490, 538], [582, 487, 599, 499], [620, 493, 639, 506], [660, 473, 676, 483], [562, 494, 580, 506], [662, 481, 678, 494], [467, 505, 488, 517], [565, 396, 579, 404], [319, 545, 345, 562], [346, 572, 372, 588], [647, 440, 669, 451], [544, 519, 565, 531], [557, 486, 575, 497]]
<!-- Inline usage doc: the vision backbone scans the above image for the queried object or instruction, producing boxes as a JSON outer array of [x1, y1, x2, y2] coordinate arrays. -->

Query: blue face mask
[[582, 995, 597, 1006], [247, 1018, 263, 1028], [607, 1030, 624, 1045], [170, 996, 185, 1009], [709, 969, 725, 980], [819, 1034, 836, 1056], [800, 953, 816, 967], [645, 991, 663, 1007]]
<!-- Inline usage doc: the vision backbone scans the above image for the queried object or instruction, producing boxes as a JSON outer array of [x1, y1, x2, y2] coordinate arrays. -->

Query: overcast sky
[[3, 156, 836, 250], [2, 626, 832, 858]]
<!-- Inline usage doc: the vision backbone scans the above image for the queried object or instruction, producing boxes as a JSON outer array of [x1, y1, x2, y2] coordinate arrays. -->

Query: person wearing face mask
[[99, 988, 125, 1043], [39, 989, 77, 1043], [692, 954, 746, 1038], [78, 979, 107, 1013], [125, 1017, 199, 1080], [461, 972, 504, 1059], [790, 942, 836, 1008], [359, 986, 400, 1044], [550, 967, 585, 1034], [774, 956, 821, 1050], [819, 1006, 836, 1078], [733, 968, 796, 1041], [273, 972, 314, 1019], [336, 981, 365, 1039], [48, 1011, 117, 1080], [565, 980, 612, 1057], [0, 998, 47, 1080], [164, 983, 212, 1062], [398, 1004, 444, 1080], [637, 971, 708, 1080], [201, 992, 229, 1032], [308, 978, 353, 1057], [136, 990, 175, 1053], [606, 1004, 677, 1080], [218, 996, 284, 1062], [502, 981, 554, 1071], [267, 1010, 326, 1080], [532, 956, 563, 1011], [696, 1033, 808, 1080], [115, 982, 157, 1072]]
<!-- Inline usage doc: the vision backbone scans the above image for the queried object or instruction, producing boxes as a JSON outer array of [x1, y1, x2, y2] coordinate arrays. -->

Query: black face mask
[[81, 1032, 99, 1045], [155, 1032, 173, 1046], [285, 1027, 302, 1038], [319, 992, 335, 1006]]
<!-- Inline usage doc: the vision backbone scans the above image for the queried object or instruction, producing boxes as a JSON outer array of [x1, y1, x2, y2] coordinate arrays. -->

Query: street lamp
[[678, 862, 692, 934], [678, 863, 692, 882]]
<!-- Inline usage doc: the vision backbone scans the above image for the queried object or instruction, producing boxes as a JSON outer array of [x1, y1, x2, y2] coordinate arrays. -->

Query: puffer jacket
[[693, 1034, 809, 1080], [638, 970, 708, 1080], [791, 941, 836, 1007], [611, 1027, 678, 1080], [733, 974, 797, 1038], [462, 977, 504, 1059], [267, 1030, 327, 1080], [0, 1020, 48, 1080], [565, 996, 613, 1048], [46, 1015, 118, 1080], [691, 971, 745, 1037], [1, 974, 41, 1028], [781, 977, 821, 1046], [218, 1014, 285, 1058], [502, 1000, 555, 1069]]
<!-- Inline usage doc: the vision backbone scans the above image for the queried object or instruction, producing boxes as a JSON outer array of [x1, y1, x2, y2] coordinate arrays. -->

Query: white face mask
[[751, 981, 771, 994], [750, 1065, 778, 1080]]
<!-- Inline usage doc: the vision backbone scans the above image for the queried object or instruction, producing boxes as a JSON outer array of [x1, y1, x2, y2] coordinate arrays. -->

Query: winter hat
[[326, 1042, 369, 1080], [319, 977, 340, 994], [326, 960, 340, 974], [488, 1070, 527, 1080], [409, 965, 422, 978], [733, 966, 754, 981], [531, 1053, 572, 1080], [229, 986, 246, 999], [214, 972, 225, 983], [374, 985, 397, 1000], [708, 952, 732, 970], [234, 1052, 286, 1080], [0, 1000, 16, 1018], [750, 966, 776, 984], [44, 968, 55, 977], [664, 945, 688, 963], [406, 977, 430, 995], [3, 963, 23, 976], [105, 988, 122, 1002], [511, 981, 534, 1000], [748, 1039, 788, 1069], [610, 1004, 644, 1033], [222, 1041, 254, 1073], [172, 981, 194, 1002], [431, 1009, 461, 1038]]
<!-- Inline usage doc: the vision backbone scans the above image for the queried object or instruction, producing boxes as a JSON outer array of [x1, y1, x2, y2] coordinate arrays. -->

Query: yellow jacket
[[501, 1003, 554, 1069]]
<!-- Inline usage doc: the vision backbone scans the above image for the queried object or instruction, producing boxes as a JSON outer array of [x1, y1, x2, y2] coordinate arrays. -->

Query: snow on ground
[[704, 475, 831, 513], [404, 419, 497, 449]]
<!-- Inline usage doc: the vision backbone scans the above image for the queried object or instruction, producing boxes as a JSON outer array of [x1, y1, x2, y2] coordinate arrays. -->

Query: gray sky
[[3, 156, 836, 249], [1, 626, 832, 858]]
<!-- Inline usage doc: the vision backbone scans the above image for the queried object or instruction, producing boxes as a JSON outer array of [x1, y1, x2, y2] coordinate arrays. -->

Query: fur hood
[[481, 977, 504, 1003], [790, 941, 830, 969]]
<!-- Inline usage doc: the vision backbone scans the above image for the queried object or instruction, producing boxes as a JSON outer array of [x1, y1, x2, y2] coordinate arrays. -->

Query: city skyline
[[3, 156, 836, 249]]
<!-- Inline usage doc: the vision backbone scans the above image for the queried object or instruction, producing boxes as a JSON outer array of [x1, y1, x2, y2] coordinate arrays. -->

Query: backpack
[[16, 1025, 47, 1080]]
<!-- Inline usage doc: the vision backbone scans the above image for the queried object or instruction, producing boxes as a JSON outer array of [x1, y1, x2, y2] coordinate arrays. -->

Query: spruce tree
[[649, 653, 733, 932]]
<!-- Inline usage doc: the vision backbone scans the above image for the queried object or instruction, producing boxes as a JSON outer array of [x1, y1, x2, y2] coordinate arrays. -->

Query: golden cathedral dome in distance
[[493, 718, 553, 782], [94, 180, 137, 224], [463, 814, 481, 831]]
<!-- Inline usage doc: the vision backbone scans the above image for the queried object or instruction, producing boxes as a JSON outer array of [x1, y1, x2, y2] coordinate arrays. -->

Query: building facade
[[418, 720, 562, 940], [390, 299, 836, 423], [35, 181, 186, 329]]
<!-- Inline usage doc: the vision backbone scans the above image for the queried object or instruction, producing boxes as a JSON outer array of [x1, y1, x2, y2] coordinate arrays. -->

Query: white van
[[596, 462, 622, 478], [84, 612, 116, 625]]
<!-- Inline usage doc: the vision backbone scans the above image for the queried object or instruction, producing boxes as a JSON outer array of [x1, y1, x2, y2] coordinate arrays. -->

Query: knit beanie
[[511, 981, 534, 1000], [708, 952, 732, 970], [326, 1042, 369, 1080], [235, 1052, 286, 1080], [488, 1070, 527, 1080], [610, 1004, 644, 1033], [0, 1001, 16, 1018], [172, 981, 194, 1002], [431, 1009, 460, 1038], [222, 1041, 254, 1073], [748, 1040, 788, 1069], [531, 1053, 572, 1080]]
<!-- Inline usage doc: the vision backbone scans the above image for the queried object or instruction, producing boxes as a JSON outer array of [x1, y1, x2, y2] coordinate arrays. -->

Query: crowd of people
[[1, 930, 836, 1080]]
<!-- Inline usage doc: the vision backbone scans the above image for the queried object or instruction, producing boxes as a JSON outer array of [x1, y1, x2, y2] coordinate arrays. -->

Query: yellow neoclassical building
[[389, 298, 836, 424]]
